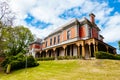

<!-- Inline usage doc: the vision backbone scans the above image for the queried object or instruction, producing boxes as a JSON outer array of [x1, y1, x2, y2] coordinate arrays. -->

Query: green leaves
[[0, 25, 34, 57], [6, 26, 34, 56]]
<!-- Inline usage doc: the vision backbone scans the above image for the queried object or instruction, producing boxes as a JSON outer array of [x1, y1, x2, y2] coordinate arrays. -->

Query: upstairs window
[[46, 41, 47, 47], [50, 38, 52, 45], [89, 27, 91, 38], [58, 35, 60, 43], [67, 30, 71, 39], [54, 37, 56, 45]]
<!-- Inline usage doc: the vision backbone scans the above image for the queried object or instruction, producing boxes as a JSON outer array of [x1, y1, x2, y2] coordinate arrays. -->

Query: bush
[[1, 53, 39, 72], [57, 56, 64, 60], [26, 56, 39, 67], [10, 60, 24, 70], [37, 56, 80, 61], [57, 56, 79, 60], [114, 55, 120, 60], [37, 57, 55, 61], [95, 51, 115, 59], [1, 57, 9, 67], [94, 51, 120, 60]]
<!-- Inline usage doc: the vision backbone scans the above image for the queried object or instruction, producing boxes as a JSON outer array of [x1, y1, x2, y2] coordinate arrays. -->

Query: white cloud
[[101, 13, 120, 42], [9, 0, 86, 38]]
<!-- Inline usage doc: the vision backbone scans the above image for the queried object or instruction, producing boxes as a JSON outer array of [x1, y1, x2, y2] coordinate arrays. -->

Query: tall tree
[[6, 26, 34, 56], [0, 0, 15, 56]]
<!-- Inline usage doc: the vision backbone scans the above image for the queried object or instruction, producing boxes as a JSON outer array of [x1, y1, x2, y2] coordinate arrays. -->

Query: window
[[58, 35, 60, 43], [54, 37, 56, 45], [67, 30, 71, 39], [46, 41, 47, 47], [89, 27, 91, 38], [50, 38, 52, 45]]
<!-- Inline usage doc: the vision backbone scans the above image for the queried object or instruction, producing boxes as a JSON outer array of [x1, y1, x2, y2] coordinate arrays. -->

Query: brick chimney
[[89, 13, 95, 24]]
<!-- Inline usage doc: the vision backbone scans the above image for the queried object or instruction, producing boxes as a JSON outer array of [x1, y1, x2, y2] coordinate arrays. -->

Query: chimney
[[89, 13, 95, 24]]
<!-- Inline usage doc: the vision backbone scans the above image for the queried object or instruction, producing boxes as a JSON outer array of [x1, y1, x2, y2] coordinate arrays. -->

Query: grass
[[0, 59, 120, 80]]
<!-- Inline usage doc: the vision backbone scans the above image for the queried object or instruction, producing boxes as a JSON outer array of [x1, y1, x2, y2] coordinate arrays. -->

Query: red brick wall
[[90, 16, 95, 24], [34, 44, 41, 49], [71, 27, 76, 38], [92, 28, 98, 39], [79, 26, 86, 38], [63, 30, 67, 41], [31, 44, 41, 49]]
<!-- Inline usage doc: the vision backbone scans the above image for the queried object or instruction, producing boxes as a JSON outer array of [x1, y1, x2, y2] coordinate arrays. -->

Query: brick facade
[[92, 28, 98, 38], [79, 26, 86, 38]]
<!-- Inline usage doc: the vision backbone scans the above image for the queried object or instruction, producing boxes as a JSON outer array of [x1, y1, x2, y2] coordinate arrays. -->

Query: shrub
[[114, 55, 120, 60], [57, 56, 64, 60], [1, 57, 9, 67], [10, 60, 24, 70], [95, 51, 115, 59], [37, 57, 55, 61], [57, 56, 78, 60], [1, 53, 39, 72], [26, 55, 39, 67]]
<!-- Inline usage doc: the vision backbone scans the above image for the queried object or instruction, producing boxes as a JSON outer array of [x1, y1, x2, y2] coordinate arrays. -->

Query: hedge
[[95, 51, 120, 60], [37, 57, 55, 61], [37, 56, 82, 61], [114, 54, 120, 60]]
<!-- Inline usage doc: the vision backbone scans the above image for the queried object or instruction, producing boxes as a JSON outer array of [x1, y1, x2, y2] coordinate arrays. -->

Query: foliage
[[57, 56, 79, 60], [95, 51, 115, 59], [0, 1, 36, 72], [0, 1, 15, 56], [1, 54, 39, 71], [114, 54, 120, 60], [95, 51, 120, 60], [26, 56, 39, 67], [37, 57, 55, 61], [6, 26, 34, 56], [0, 1, 34, 57], [37, 56, 81, 61], [0, 25, 34, 57]]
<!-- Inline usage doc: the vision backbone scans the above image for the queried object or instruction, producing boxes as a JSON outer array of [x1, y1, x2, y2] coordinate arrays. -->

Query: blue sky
[[24, 13, 52, 29], [9, 0, 120, 53]]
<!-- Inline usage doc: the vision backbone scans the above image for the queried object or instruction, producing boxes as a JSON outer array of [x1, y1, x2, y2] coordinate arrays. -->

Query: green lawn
[[0, 59, 120, 80]]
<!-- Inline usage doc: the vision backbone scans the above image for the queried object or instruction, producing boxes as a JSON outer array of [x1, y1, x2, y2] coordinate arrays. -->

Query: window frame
[[67, 30, 71, 40], [54, 37, 56, 45], [50, 38, 52, 46], [46, 41, 47, 47], [58, 35, 60, 43]]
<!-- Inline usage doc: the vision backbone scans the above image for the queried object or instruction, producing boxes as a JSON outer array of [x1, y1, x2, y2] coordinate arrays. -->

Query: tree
[[0, 0, 15, 56], [6, 26, 34, 56], [0, 0, 15, 26]]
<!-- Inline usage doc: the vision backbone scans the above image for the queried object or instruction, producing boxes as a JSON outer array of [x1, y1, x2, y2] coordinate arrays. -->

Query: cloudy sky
[[7, 0, 120, 53]]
